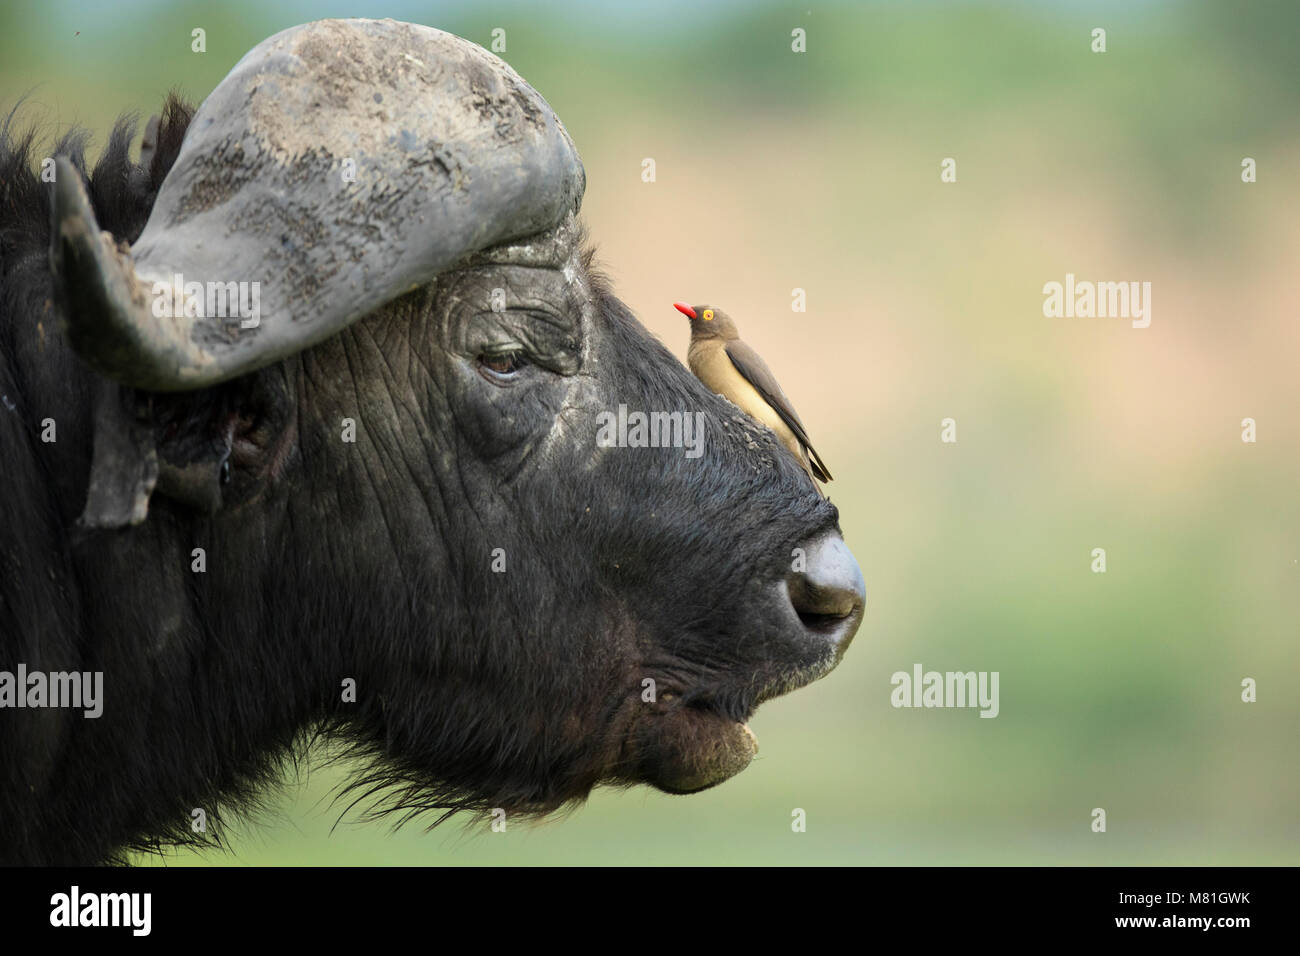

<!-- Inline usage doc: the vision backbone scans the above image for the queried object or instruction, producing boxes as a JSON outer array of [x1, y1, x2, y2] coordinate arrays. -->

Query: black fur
[[0, 96, 841, 864]]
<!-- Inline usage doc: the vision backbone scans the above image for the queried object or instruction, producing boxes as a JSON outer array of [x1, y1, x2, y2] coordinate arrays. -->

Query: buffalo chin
[[631, 708, 760, 794]]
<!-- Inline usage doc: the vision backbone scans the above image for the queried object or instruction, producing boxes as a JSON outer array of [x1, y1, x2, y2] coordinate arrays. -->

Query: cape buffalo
[[0, 18, 865, 865]]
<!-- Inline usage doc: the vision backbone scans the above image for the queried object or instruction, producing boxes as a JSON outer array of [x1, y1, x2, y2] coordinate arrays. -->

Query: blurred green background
[[3, 0, 1296, 864]]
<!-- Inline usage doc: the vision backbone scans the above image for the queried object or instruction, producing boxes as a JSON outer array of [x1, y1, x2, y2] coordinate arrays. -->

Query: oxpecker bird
[[675, 302, 832, 491]]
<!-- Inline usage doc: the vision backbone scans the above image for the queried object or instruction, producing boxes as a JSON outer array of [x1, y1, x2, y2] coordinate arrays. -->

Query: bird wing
[[724, 339, 833, 482]]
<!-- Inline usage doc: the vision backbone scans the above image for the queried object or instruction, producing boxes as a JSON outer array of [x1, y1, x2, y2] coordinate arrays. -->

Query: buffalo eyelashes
[[477, 352, 527, 380]]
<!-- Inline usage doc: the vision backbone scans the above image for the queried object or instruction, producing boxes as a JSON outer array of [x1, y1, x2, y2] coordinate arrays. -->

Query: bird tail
[[796, 446, 831, 495], [807, 447, 832, 484]]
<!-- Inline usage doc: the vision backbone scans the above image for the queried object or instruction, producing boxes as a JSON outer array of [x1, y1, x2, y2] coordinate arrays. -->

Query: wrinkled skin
[[0, 105, 856, 865]]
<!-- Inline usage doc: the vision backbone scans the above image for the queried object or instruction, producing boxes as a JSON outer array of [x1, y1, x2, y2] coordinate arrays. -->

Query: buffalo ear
[[77, 382, 232, 529], [78, 368, 297, 528]]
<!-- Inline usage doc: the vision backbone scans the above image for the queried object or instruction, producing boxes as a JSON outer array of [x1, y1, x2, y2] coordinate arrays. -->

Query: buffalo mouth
[[623, 658, 841, 795], [628, 705, 760, 795]]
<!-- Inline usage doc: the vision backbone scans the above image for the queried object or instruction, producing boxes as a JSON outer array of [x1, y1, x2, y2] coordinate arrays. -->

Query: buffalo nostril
[[787, 532, 866, 645]]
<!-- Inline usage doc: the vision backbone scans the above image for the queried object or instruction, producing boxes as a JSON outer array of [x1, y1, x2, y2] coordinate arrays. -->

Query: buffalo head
[[5, 18, 865, 861]]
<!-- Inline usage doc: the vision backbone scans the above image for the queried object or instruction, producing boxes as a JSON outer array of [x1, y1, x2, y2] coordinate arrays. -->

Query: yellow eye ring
[[702, 309, 714, 321]]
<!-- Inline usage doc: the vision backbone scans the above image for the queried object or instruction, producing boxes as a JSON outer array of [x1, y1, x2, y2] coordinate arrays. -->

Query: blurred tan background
[[3, 0, 1296, 863]]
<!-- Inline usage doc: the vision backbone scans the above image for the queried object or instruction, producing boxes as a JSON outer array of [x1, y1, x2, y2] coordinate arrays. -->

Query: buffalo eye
[[477, 351, 527, 381]]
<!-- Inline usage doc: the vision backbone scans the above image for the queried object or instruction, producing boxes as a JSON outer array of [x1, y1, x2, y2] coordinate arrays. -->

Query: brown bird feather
[[721, 338, 832, 483]]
